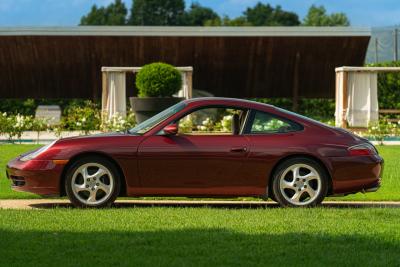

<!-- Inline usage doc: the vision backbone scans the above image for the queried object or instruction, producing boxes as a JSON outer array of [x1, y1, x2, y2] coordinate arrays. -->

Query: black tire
[[269, 194, 277, 202], [271, 157, 328, 207], [65, 156, 121, 208]]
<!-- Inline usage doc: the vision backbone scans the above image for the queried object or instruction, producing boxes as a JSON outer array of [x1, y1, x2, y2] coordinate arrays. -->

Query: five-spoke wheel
[[271, 157, 328, 207], [65, 156, 120, 208]]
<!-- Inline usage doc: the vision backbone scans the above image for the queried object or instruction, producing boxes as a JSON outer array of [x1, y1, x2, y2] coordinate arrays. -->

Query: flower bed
[[1, 98, 399, 144], [0, 109, 136, 143]]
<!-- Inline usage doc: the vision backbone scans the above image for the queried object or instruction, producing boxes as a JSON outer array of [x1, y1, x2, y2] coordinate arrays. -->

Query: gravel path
[[1, 199, 400, 209]]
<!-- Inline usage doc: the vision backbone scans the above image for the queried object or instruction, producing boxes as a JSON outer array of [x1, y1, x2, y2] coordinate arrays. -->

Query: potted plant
[[130, 62, 183, 123]]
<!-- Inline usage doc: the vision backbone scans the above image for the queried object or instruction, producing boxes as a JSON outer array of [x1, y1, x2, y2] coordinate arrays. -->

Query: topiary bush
[[136, 62, 182, 97]]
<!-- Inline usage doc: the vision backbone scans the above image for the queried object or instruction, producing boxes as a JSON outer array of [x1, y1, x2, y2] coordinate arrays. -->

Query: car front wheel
[[65, 156, 120, 208], [271, 157, 328, 207]]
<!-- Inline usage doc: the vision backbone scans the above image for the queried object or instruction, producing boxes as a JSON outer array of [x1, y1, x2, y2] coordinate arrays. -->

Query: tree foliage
[[243, 2, 300, 26], [80, 0, 127, 25], [79, 1, 349, 27], [183, 3, 220, 26], [204, 2, 300, 26], [204, 15, 251, 26], [303, 5, 350, 26], [128, 0, 185, 26]]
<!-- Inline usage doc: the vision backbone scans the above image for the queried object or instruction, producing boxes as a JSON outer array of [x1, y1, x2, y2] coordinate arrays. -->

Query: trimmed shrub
[[136, 62, 182, 97]]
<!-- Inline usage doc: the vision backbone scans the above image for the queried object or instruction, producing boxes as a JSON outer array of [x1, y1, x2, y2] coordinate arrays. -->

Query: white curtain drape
[[335, 71, 379, 128], [335, 71, 345, 127], [105, 72, 126, 120], [346, 72, 379, 127], [176, 72, 189, 98]]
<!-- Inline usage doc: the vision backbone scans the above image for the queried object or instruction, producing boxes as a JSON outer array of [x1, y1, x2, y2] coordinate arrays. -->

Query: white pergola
[[101, 66, 193, 120], [335, 66, 400, 128]]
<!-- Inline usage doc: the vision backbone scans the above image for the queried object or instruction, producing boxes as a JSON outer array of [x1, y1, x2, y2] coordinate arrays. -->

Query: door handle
[[230, 147, 247, 153]]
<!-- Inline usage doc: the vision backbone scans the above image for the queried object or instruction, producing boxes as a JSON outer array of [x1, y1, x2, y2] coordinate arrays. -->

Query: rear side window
[[249, 111, 302, 134]]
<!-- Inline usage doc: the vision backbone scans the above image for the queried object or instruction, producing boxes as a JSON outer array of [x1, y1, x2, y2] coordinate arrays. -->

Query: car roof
[[183, 97, 274, 110], [183, 97, 333, 130]]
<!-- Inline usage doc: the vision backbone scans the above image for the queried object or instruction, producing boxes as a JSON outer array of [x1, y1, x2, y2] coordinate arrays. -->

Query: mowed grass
[[0, 144, 399, 200], [1, 145, 400, 266], [0, 207, 400, 266]]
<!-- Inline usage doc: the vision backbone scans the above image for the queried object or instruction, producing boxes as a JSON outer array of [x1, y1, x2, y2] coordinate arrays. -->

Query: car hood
[[58, 132, 129, 141], [54, 132, 145, 147]]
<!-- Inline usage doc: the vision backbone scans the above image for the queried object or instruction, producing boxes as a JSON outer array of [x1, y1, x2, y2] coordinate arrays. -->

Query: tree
[[183, 2, 220, 26], [204, 2, 299, 27], [80, 5, 107, 25], [243, 2, 300, 26], [303, 5, 350, 26], [223, 16, 251, 26], [128, 0, 185, 26], [80, 0, 127, 25], [105, 0, 128, 25], [204, 15, 251, 26]]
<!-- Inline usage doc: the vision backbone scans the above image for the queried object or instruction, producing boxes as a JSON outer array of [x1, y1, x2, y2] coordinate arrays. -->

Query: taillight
[[348, 143, 377, 156]]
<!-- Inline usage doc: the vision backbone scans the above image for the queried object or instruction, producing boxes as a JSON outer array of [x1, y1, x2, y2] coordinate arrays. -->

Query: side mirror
[[163, 124, 178, 135]]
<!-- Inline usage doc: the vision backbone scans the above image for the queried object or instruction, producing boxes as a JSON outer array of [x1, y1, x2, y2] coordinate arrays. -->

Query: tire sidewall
[[272, 157, 328, 207], [65, 156, 121, 208]]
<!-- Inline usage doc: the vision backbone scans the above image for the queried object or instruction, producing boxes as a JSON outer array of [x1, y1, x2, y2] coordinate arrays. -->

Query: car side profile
[[6, 97, 383, 207]]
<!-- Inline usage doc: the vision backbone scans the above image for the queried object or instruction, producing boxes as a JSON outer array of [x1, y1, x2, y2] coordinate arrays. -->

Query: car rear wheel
[[271, 157, 328, 207], [65, 156, 120, 208]]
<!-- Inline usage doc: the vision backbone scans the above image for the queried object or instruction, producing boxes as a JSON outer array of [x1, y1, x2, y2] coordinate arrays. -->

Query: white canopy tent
[[335, 66, 400, 128], [101, 66, 193, 120]]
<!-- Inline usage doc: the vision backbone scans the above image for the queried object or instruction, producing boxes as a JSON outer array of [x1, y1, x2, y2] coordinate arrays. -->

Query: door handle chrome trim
[[230, 147, 247, 152]]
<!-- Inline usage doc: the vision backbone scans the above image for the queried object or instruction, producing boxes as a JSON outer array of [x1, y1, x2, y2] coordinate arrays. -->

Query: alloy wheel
[[278, 163, 322, 206], [71, 163, 114, 206]]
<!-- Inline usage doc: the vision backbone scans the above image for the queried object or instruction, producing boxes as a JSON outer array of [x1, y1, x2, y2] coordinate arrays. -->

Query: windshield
[[129, 102, 186, 134]]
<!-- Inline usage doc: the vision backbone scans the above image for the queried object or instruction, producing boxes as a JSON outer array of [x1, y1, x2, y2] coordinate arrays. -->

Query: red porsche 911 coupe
[[6, 97, 383, 207]]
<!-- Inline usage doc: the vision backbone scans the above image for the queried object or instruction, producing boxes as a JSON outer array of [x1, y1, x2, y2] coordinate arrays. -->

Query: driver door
[[137, 106, 254, 196]]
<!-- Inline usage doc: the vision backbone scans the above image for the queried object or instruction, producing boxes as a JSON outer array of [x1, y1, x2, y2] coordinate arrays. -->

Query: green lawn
[[0, 144, 399, 200], [1, 145, 400, 266], [0, 207, 400, 266]]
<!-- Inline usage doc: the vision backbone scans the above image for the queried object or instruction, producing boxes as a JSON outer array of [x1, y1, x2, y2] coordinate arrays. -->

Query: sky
[[0, 0, 398, 27]]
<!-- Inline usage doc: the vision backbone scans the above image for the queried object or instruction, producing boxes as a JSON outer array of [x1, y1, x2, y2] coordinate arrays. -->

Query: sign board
[[35, 105, 61, 125]]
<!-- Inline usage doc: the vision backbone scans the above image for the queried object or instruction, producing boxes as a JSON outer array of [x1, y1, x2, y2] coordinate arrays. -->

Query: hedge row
[[0, 98, 335, 121], [367, 61, 400, 109], [0, 98, 334, 120]]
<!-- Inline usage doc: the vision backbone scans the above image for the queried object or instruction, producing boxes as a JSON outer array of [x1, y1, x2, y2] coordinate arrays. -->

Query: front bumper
[[6, 158, 65, 196]]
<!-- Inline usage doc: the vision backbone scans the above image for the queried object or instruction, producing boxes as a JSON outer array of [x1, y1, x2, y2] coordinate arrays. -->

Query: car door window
[[178, 107, 246, 135], [250, 111, 302, 134]]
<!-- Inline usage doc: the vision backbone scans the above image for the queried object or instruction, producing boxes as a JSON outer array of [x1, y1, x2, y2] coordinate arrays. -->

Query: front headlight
[[20, 140, 57, 161]]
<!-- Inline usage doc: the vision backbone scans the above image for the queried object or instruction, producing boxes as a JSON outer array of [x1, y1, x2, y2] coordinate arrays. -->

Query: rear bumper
[[363, 183, 380, 193], [329, 154, 383, 195], [6, 158, 64, 196]]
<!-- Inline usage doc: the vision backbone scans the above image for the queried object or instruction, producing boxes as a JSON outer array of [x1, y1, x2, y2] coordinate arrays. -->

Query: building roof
[[336, 66, 400, 72], [0, 26, 371, 37], [0, 27, 371, 99]]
